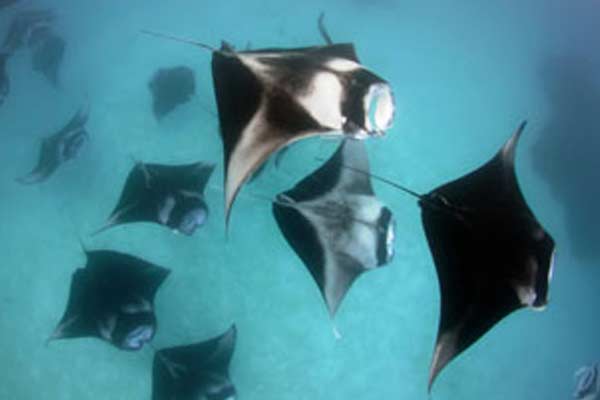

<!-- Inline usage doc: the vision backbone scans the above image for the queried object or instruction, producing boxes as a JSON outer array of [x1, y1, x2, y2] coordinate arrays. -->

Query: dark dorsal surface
[[420, 122, 556, 389], [272, 139, 395, 316], [152, 325, 237, 400], [148, 66, 196, 120], [99, 161, 215, 235], [211, 39, 395, 225], [16, 103, 90, 184], [50, 250, 170, 351]]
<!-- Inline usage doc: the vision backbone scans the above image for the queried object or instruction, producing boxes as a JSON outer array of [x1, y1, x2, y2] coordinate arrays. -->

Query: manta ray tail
[[318, 12, 334, 45], [317, 156, 423, 199], [140, 30, 216, 52]]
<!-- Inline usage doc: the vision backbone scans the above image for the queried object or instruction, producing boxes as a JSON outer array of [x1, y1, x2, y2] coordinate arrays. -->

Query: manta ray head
[[111, 310, 156, 351], [62, 129, 88, 161], [167, 194, 209, 235]]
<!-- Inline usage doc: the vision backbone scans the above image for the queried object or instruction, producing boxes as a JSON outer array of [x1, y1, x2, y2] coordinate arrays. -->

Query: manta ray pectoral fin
[[15, 171, 46, 185], [47, 315, 79, 344], [210, 324, 237, 365], [225, 133, 291, 224], [428, 328, 461, 392], [499, 120, 527, 166], [323, 258, 361, 316], [193, 162, 216, 192], [91, 202, 139, 235]]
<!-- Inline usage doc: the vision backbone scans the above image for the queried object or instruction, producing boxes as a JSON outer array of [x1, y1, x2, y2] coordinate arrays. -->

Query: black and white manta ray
[[152, 325, 237, 400], [345, 121, 555, 389], [16, 103, 89, 184], [96, 161, 215, 235], [272, 139, 395, 317], [49, 250, 170, 351], [142, 13, 395, 224]]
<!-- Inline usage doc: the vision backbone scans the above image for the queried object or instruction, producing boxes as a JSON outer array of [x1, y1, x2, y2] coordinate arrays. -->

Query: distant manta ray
[[94, 161, 215, 236], [152, 325, 237, 400], [17, 102, 90, 184]]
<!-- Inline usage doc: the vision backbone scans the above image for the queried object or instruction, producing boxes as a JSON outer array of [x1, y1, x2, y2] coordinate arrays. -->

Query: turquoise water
[[1, 0, 599, 399]]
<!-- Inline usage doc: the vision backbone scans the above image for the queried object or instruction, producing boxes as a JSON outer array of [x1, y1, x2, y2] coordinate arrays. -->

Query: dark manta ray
[[421, 122, 555, 389], [272, 139, 395, 317], [96, 161, 215, 235], [142, 14, 395, 224], [149, 65, 196, 120], [152, 325, 237, 400], [346, 121, 555, 388], [49, 250, 170, 351], [30, 30, 65, 87], [16, 103, 89, 184]]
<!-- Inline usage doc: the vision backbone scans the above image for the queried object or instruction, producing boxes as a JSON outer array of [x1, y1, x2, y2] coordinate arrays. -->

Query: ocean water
[[0, 0, 599, 399]]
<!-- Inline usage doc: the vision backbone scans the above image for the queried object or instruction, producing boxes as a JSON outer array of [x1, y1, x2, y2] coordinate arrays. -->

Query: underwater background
[[1, 0, 599, 399]]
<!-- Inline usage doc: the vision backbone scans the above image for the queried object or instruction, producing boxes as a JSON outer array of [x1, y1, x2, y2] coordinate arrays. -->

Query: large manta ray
[[348, 121, 555, 388], [96, 161, 215, 235], [335, 121, 555, 388], [49, 250, 170, 351], [152, 325, 237, 400], [16, 102, 89, 184], [420, 122, 555, 389], [143, 14, 395, 224], [272, 139, 395, 317]]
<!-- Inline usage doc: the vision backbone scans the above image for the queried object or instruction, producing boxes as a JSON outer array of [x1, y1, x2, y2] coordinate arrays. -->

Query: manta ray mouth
[[376, 207, 396, 266], [123, 324, 155, 350], [386, 216, 396, 263], [364, 82, 395, 135], [548, 250, 556, 284]]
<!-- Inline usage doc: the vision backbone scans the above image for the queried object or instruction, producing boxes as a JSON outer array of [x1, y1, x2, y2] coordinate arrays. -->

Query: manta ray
[[141, 13, 395, 225]]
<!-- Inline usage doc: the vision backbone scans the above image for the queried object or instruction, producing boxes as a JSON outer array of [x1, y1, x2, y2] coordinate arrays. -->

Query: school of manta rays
[[0, 3, 557, 399]]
